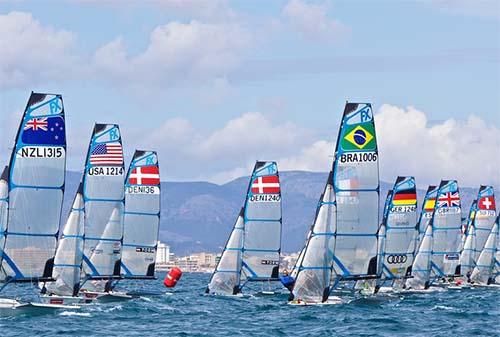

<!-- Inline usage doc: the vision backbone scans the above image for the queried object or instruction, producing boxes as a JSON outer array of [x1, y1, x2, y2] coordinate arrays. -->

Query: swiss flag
[[129, 166, 160, 185], [251, 175, 280, 194], [478, 196, 496, 211]]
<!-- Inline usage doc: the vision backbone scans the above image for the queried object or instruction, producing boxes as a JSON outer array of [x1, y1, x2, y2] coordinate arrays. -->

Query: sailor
[[280, 269, 295, 291], [466, 270, 472, 283]]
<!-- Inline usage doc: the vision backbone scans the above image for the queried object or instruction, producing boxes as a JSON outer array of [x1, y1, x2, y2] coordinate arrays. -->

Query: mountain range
[[63, 170, 483, 256]]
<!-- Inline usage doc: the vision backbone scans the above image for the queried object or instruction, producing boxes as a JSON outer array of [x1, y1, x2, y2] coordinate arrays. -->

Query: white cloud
[[376, 104, 500, 187], [0, 11, 78, 89], [92, 20, 251, 88], [282, 0, 350, 42], [279, 140, 333, 172]]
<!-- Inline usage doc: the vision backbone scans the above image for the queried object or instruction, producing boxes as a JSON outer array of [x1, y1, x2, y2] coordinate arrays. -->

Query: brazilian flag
[[341, 123, 376, 151]]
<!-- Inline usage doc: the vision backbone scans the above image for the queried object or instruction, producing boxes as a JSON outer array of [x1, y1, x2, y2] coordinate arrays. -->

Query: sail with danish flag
[[206, 161, 282, 295], [121, 150, 161, 279]]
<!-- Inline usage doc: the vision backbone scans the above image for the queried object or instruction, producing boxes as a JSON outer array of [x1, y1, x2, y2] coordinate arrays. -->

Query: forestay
[[81, 124, 125, 284], [332, 103, 379, 280], [430, 180, 462, 278], [0, 93, 66, 281], [380, 177, 418, 281], [121, 150, 161, 278]]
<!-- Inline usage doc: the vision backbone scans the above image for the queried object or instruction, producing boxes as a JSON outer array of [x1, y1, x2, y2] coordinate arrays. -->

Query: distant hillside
[[63, 170, 482, 256]]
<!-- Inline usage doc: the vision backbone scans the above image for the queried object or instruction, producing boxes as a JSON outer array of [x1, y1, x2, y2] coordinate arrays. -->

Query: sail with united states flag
[[121, 150, 161, 279]]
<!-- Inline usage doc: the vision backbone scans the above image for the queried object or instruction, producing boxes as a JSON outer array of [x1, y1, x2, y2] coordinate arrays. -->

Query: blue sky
[[0, 0, 499, 187]]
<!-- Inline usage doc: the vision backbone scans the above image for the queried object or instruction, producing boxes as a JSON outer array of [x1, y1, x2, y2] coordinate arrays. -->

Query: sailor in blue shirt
[[280, 269, 295, 291]]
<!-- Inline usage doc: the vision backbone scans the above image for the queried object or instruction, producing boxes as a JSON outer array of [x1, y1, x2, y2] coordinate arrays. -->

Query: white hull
[[80, 290, 133, 303], [0, 298, 80, 315], [39, 294, 87, 305], [288, 296, 343, 306]]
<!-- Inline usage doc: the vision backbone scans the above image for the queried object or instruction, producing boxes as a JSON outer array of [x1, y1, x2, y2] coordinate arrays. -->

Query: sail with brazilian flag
[[290, 102, 380, 304]]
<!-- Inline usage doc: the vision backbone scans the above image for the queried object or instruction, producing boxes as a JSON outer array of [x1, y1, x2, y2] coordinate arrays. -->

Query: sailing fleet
[[0, 93, 161, 312], [0, 93, 497, 312]]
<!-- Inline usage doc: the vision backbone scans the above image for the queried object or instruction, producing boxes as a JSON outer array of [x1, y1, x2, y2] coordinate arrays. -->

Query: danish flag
[[438, 191, 460, 208], [251, 175, 280, 194], [129, 166, 160, 185]]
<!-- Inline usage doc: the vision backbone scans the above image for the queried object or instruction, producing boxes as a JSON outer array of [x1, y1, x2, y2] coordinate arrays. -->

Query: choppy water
[[0, 273, 498, 337]]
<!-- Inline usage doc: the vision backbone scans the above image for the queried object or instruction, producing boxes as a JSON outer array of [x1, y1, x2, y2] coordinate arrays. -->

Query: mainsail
[[379, 177, 418, 282], [417, 186, 437, 241], [470, 216, 499, 285], [0, 93, 66, 282], [472, 186, 496, 263], [291, 102, 379, 302], [44, 186, 85, 296], [458, 200, 478, 276], [430, 180, 462, 279], [121, 150, 161, 278], [81, 124, 125, 288], [207, 161, 282, 295]]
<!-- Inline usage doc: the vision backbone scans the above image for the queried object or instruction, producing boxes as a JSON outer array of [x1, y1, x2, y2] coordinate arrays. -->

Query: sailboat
[[290, 102, 380, 305], [117, 150, 161, 295], [377, 176, 418, 291], [0, 92, 78, 312], [470, 216, 499, 286], [78, 124, 128, 301], [206, 161, 282, 296]]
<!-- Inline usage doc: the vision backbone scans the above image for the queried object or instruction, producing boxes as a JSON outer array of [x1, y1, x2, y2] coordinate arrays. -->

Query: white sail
[[379, 177, 418, 282], [0, 93, 66, 281], [472, 186, 496, 263], [430, 180, 462, 279], [45, 190, 84, 296], [206, 211, 244, 295], [121, 150, 160, 278], [470, 217, 499, 285], [406, 222, 433, 289], [459, 224, 476, 277], [417, 186, 438, 243], [81, 124, 125, 289], [291, 177, 335, 302], [241, 161, 282, 282]]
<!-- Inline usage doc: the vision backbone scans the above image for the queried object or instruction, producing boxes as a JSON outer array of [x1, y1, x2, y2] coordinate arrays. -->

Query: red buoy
[[164, 267, 183, 288]]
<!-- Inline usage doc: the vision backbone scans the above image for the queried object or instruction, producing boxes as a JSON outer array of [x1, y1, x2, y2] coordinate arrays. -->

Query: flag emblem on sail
[[251, 176, 280, 194], [392, 192, 417, 206], [478, 196, 495, 210], [437, 191, 460, 207], [424, 198, 436, 211], [129, 166, 160, 185], [22, 116, 65, 145], [341, 124, 375, 150], [90, 143, 123, 165]]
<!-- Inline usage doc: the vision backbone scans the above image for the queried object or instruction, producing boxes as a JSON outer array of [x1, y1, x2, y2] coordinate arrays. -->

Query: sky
[[0, 0, 499, 188]]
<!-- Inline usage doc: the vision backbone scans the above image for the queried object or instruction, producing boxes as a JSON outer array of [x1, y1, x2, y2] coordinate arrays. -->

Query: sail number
[[340, 151, 377, 163], [250, 194, 281, 203], [88, 166, 124, 176], [19, 146, 64, 158]]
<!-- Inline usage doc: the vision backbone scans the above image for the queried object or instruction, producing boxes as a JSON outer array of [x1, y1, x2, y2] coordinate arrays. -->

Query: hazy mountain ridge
[[61, 170, 488, 255]]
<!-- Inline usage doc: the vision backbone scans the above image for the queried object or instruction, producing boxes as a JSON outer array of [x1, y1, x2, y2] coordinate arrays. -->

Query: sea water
[[0, 273, 498, 337]]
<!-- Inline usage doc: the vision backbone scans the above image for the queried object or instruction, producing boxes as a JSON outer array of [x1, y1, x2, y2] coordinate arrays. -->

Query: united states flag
[[90, 143, 123, 165]]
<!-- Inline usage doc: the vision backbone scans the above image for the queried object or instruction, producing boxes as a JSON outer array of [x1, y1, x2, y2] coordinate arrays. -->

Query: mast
[[0, 93, 66, 283], [80, 124, 125, 289], [121, 150, 161, 279]]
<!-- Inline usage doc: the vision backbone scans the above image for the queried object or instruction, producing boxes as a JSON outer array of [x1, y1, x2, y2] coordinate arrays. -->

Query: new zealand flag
[[22, 116, 65, 146]]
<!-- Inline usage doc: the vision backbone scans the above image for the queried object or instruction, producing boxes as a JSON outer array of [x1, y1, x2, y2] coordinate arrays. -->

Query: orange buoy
[[164, 267, 183, 288]]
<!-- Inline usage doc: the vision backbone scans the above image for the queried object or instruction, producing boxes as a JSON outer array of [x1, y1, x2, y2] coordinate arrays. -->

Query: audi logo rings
[[387, 254, 407, 264]]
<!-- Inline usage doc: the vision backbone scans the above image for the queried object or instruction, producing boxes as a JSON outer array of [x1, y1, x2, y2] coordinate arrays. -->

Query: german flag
[[393, 192, 417, 206], [424, 198, 436, 212]]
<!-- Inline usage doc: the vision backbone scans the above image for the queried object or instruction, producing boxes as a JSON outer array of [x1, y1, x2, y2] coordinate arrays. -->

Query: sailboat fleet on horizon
[[0, 93, 161, 313], [0, 93, 497, 313]]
